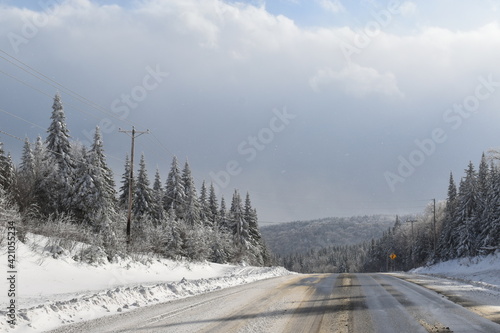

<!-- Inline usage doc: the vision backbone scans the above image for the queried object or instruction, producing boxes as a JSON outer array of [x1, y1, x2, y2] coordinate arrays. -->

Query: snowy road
[[46, 273, 500, 333]]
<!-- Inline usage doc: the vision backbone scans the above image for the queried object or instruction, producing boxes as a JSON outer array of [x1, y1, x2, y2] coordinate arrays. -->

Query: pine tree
[[43, 93, 75, 214], [181, 160, 201, 226], [244, 192, 269, 265], [71, 128, 117, 231], [151, 168, 165, 225], [480, 163, 500, 252], [436, 172, 458, 260], [199, 180, 209, 224], [229, 190, 249, 248], [32, 136, 47, 182], [133, 153, 152, 222], [208, 182, 219, 226], [218, 196, 228, 231], [0, 142, 13, 191], [119, 155, 131, 208], [15, 138, 36, 211], [456, 162, 480, 257], [91, 126, 116, 203], [19, 138, 34, 178], [164, 156, 185, 219], [71, 146, 93, 224]]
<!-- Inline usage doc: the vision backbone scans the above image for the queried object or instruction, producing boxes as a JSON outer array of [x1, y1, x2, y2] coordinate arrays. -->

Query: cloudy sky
[[1, 0, 500, 223]]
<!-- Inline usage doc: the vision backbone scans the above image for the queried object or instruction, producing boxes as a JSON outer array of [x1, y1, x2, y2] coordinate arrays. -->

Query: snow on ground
[[0, 233, 292, 333], [411, 251, 500, 290], [402, 250, 500, 323]]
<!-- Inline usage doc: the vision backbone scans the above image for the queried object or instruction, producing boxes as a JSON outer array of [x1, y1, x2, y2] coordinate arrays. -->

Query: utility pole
[[406, 219, 417, 268], [433, 198, 437, 253], [119, 126, 149, 246]]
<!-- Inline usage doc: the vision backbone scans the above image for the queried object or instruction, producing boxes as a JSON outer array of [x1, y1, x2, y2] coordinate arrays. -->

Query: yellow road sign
[[390, 253, 397, 260]]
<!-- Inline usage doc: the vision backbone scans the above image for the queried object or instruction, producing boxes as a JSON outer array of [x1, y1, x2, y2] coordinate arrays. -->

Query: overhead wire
[[0, 49, 176, 163], [0, 49, 176, 165], [0, 129, 23, 142], [0, 50, 140, 127]]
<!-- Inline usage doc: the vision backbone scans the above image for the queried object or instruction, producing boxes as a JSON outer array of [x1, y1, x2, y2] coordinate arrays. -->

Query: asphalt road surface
[[47, 273, 500, 333]]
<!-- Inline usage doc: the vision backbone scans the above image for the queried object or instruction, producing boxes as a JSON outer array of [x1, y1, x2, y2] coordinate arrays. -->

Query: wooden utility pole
[[433, 198, 437, 253], [406, 219, 417, 267], [119, 126, 149, 246]]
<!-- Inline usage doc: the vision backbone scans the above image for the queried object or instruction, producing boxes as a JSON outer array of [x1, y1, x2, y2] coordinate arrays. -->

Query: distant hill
[[260, 215, 397, 256]]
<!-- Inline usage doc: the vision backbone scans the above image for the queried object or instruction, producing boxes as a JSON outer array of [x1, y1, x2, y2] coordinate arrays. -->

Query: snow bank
[[0, 233, 292, 333], [411, 251, 500, 290]]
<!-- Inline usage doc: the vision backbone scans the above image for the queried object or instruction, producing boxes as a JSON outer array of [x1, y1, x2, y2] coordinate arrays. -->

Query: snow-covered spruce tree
[[32, 135, 49, 189], [208, 182, 219, 226], [19, 138, 34, 179], [164, 208, 183, 258], [151, 168, 165, 226], [479, 163, 500, 253], [68, 128, 119, 259], [0, 141, 14, 192], [218, 196, 229, 230], [229, 190, 250, 252], [244, 192, 270, 266], [163, 156, 185, 219], [41, 93, 76, 215], [456, 162, 480, 257], [181, 160, 201, 226], [133, 153, 153, 224], [436, 172, 458, 261], [91, 126, 116, 203], [70, 146, 92, 223], [71, 128, 117, 231], [0, 186, 21, 246], [199, 180, 209, 224], [14, 138, 36, 212], [118, 154, 131, 209]]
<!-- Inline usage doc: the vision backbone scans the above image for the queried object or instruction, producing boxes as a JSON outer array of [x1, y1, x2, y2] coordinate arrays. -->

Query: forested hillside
[[276, 154, 500, 274], [260, 215, 396, 256], [0, 93, 270, 266]]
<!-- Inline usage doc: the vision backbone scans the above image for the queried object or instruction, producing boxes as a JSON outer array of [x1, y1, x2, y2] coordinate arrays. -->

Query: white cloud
[[309, 64, 404, 98], [317, 0, 345, 13], [398, 1, 417, 16]]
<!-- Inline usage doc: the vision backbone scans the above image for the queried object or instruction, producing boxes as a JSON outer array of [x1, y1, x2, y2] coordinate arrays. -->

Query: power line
[[0, 49, 138, 126], [0, 49, 176, 162], [0, 107, 45, 131], [0, 129, 23, 142]]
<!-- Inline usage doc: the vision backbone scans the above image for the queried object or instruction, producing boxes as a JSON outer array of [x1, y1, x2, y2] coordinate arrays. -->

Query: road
[[47, 273, 500, 333]]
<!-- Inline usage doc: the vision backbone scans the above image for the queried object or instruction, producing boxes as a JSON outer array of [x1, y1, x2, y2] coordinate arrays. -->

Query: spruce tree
[[43, 93, 75, 214], [199, 180, 209, 224], [480, 163, 500, 252], [218, 196, 228, 231], [208, 182, 219, 226], [0, 141, 13, 191], [133, 153, 152, 222], [229, 190, 249, 248], [436, 172, 458, 260], [151, 168, 165, 226], [119, 155, 131, 208], [19, 138, 34, 178], [91, 126, 116, 203], [181, 160, 201, 225], [244, 192, 269, 265], [15, 138, 36, 211], [164, 156, 185, 219], [456, 162, 479, 257], [71, 128, 117, 231]]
